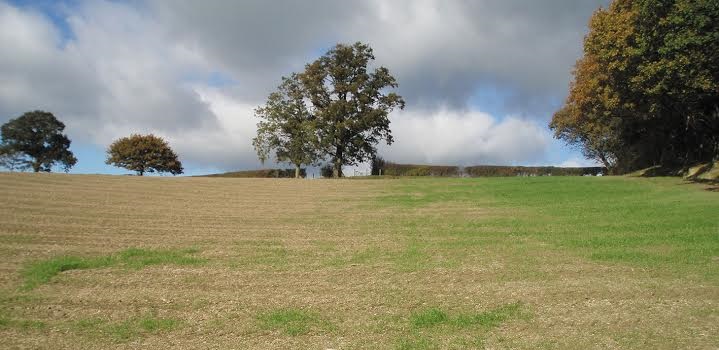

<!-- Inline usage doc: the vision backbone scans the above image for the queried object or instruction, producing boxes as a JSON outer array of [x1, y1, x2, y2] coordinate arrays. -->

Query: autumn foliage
[[551, 0, 719, 173], [106, 134, 183, 176]]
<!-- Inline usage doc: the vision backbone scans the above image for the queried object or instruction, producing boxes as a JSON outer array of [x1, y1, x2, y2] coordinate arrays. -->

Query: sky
[[0, 0, 609, 176]]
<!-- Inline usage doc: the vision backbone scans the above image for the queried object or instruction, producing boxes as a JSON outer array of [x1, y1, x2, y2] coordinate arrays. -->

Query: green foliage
[[253, 73, 320, 177], [257, 308, 331, 336], [301, 42, 405, 177], [551, 0, 719, 172], [105, 134, 183, 176], [21, 248, 204, 290], [0, 111, 77, 172]]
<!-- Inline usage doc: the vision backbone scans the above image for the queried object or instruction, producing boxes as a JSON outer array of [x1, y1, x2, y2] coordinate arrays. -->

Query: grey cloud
[[147, 0, 608, 115], [0, 0, 608, 172], [147, 0, 371, 101], [0, 1, 220, 145]]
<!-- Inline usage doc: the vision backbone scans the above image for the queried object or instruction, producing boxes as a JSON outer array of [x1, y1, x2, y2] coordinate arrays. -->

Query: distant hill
[[201, 164, 607, 178], [379, 162, 605, 177], [463, 165, 605, 177], [199, 168, 306, 178]]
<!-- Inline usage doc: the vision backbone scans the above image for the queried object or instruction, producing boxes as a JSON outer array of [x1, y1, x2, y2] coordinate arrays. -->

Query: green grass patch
[[410, 302, 524, 330], [399, 303, 525, 349], [451, 302, 523, 329], [0, 316, 47, 331], [411, 308, 448, 328], [21, 247, 204, 290], [21, 255, 115, 291], [117, 247, 203, 269], [378, 177, 719, 280], [257, 308, 333, 336], [74, 314, 180, 342]]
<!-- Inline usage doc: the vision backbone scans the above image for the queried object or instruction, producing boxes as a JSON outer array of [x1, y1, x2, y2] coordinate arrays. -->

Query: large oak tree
[[0, 111, 77, 172], [300, 42, 405, 177]]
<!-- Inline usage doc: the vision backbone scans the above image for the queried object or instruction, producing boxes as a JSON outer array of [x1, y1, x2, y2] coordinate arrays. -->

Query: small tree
[[253, 73, 319, 178], [0, 111, 77, 172], [106, 134, 183, 176]]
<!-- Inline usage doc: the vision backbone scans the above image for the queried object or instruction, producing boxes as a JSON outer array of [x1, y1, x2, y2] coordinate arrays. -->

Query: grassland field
[[0, 173, 717, 349]]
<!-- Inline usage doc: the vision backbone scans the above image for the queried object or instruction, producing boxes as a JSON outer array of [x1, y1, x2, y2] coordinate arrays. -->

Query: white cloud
[[0, 0, 606, 172], [380, 109, 550, 165], [557, 157, 601, 168]]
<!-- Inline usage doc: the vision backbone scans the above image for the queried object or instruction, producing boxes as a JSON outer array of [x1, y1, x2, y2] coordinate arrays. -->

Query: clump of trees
[[254, 42, 405, 178], [550, 0, 719, 173], [106, 134, 183, 176], [0, 111, 77, 172]]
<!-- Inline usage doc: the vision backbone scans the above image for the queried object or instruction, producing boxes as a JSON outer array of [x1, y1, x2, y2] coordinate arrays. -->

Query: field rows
[[0, 173, 717, 349]]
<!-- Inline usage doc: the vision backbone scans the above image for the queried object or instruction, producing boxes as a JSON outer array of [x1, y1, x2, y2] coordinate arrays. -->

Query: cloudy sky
[[0, 0, 608, 175]]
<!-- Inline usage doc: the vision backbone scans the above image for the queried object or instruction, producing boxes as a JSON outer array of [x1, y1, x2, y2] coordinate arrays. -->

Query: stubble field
[[0, 173, 717, 349]]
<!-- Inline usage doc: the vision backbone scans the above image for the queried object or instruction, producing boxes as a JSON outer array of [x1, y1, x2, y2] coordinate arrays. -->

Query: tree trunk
[[598, 153, 611, 170], [138, 169, 144, 176], [295, 164, 301, 179], [333, 148, 343, 178], [32, 160, 41, 173]]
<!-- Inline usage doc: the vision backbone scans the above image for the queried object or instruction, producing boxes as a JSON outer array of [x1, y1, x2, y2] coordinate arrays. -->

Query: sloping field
[[0, 173, 717, 349]]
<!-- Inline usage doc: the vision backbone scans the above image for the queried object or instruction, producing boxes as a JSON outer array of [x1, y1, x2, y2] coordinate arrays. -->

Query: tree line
[[550, 0, 718, 173]]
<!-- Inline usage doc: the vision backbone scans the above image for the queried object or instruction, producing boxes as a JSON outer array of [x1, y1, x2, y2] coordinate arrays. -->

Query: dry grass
[[0, 173, 717, 349]]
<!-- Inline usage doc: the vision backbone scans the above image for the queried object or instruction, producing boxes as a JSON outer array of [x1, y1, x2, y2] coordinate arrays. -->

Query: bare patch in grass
[[231, 240, 289, 268]]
